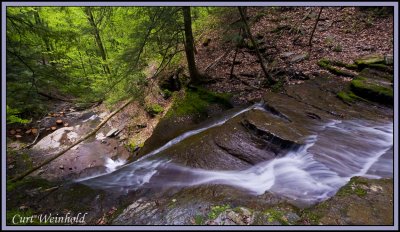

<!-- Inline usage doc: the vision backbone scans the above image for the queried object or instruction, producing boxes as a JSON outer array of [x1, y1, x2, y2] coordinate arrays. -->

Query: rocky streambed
[[6, 60, 394, 225]]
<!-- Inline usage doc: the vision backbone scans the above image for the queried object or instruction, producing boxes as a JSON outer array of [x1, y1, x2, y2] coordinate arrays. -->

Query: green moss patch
[[329, 60, 359, 70], [194, 214, 205, 225], [350, 77, 393, 106], [208, 204, 231, 220], [317, 59, 356, 77], [337, 90, 366, 104], [145, 103, 164, 117], [355, 54, 385, 66], [300, 209, 321, 225], [337, 177, 369, 197], [165, 87, 232, 118], [264, 208, 288, 225]]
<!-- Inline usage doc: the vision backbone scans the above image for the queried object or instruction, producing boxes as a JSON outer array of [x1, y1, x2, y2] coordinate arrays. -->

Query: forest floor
[[195, 7, 393, 103]]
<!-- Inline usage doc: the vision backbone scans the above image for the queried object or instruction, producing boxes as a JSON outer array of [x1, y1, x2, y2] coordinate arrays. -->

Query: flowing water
[[77, 104, 393, 206]]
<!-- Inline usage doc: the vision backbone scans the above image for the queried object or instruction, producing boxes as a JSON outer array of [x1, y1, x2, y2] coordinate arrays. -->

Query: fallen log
[[10, 97, 134, 183]]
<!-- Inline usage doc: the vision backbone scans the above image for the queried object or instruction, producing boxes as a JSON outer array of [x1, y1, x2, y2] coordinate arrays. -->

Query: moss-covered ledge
[[165, 86, 232, 119], [350, 77, 393, 106], [317, 59, 357, 77]]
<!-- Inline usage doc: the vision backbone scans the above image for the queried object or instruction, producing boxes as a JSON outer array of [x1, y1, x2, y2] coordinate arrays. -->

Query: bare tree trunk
[[238, 7, 274, 85], [84, 7, 111, 75], [10, 97, 134, 182], [308, 7, 323, 54], [182, 6, 200, 83]]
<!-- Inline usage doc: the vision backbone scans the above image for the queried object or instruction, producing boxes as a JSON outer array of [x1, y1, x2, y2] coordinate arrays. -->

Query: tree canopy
[[6, 6, 215, 123]]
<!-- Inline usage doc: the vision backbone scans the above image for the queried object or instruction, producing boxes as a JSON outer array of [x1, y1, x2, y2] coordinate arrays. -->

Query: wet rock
[[138, 88, 232, 157], [350, 68, 393, 106], [276, 75, 392, 121], [33, 127, 74, 150]]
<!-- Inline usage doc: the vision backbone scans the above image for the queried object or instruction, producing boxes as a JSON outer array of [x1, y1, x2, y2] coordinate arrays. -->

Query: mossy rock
[[303, 177, 393, 225], [165, 86, 232, 119], [354, 54, 386, 70], [366, 63, 393, 73], [337, 90, 368, 104], [329, 60, 358, 70], [317, 59, 356, 77], [336, 177, 369, 197], [355, 54, 385, 66], [359, 68, 393, 83], [161, 89, 172, 99], [350, 77, 393, 106], [145, 104, 164, 117]]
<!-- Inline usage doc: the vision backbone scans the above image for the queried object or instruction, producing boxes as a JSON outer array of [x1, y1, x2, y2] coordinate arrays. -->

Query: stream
[[77, 104, 393, 206]]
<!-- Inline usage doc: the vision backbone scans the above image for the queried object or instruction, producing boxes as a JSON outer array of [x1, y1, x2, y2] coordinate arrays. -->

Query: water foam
[[78, 110, 393, 205]]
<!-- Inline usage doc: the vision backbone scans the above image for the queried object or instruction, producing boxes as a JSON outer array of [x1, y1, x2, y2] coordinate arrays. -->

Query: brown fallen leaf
[[31, 128, 38, 134], [51, 126, 57, 131], [56, 119, 63, 124], [10, 129, 16, 135]]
